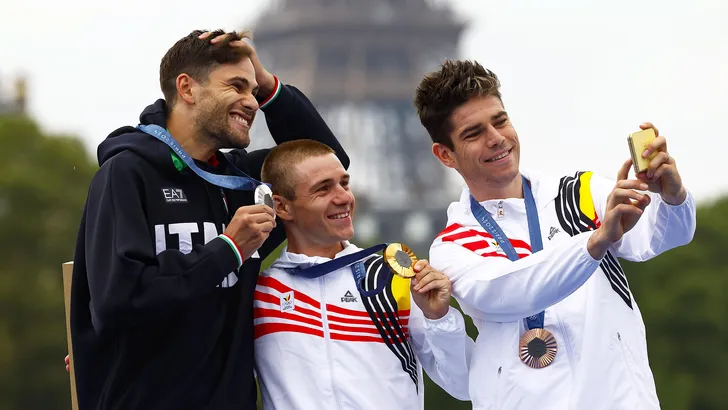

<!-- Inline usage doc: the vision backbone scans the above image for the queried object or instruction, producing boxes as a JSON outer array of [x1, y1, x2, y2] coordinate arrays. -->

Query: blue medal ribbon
[[469, 175, 545, 330], [137, 124, 270, 191], [285, 243, 394, 296]]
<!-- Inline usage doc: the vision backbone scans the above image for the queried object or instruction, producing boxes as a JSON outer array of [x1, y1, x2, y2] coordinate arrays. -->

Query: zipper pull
[[497, 201, 505, 219]]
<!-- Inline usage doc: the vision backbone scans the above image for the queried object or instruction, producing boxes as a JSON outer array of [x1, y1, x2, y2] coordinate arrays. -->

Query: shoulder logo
[[162, 188, 188, 203], [548, 226, 561, 240], [280, 291, 295, 312], [341, 290, 358, 303]]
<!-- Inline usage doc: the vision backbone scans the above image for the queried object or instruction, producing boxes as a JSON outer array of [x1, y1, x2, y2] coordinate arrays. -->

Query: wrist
[[423, 305, 450, 321], [661, 186, 688, 205], [257, 72, 277, 100], [219, 234, 244, 268], [587, 230, 610, 260]]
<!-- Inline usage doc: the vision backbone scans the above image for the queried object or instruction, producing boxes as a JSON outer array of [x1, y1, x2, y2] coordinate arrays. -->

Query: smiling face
[[278, 153, 355, 252], [192, 57, 259, 149], [433, 95, 521, 190]]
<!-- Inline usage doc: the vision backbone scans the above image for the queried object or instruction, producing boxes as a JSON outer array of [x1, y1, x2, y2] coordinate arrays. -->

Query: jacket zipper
[[320, 276, 343, 409], [553, 310, 576, 376], [617, 332, 643, 401]]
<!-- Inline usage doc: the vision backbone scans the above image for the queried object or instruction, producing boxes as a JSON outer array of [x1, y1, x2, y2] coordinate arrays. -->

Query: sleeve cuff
[[422, 306, 461, 333], [258, 76, 282, 110], [218, 234, 244, 268]]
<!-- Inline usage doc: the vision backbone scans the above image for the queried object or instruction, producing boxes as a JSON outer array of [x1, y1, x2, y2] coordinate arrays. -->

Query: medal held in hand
[[254, 184, 275, 213], [383, 243, 418, 278], [518, 328, 558, 369]]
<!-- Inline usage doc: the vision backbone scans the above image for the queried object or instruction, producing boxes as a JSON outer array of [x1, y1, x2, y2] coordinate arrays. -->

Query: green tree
[[625, 196, 728, 410], [0, 114, 97, 409]]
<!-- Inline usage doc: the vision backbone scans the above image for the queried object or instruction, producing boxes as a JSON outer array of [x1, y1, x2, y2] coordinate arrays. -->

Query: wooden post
[[62, 262, 79, 410]]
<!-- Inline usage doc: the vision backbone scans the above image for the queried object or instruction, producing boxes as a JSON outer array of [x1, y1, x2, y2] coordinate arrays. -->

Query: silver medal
[[254, 184, 275, 214]]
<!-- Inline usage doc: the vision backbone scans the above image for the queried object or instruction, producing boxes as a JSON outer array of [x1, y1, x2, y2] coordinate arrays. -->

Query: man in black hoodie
[[68, 29, 349, 410]]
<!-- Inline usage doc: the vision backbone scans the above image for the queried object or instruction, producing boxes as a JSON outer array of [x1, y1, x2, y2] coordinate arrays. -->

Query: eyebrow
[[309, 173, 350, 193], [228, 76, 259, 94], [491, 111, 508, 122]]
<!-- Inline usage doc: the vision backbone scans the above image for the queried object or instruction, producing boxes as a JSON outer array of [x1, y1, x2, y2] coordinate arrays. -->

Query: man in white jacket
[[252, 139, 474, 410], [412, 60, 696, 410]]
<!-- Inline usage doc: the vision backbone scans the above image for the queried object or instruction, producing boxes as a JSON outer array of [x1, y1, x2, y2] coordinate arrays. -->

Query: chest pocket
[[356, 256, 419, 389]]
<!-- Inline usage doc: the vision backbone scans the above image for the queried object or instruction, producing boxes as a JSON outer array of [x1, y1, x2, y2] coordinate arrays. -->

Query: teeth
[[487, 150, 510, 162], [231, 114, 248, 126], [329, 212, 350, 220]]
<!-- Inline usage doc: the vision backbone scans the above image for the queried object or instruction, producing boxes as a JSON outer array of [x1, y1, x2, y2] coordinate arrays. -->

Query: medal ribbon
[[285, 243, 395, 296], [137, 124, 270, 191], [469, 175, 545, 330], [285, 244, 388, 279]]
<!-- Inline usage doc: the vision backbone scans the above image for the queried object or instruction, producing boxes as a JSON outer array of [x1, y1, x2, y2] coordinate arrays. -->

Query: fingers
[[617, 158, 632, 181], [610, 188, 649, 207], [414, 278, 451, 295], [615, 179, 648, 191], [254, 220, 276, 234], [645, 151, 669, 179], [644, 135, 667, 159], [413, 259, 429, 273], [412, 267, 446, 292], [613, 202, 645, 219], [235, 204, 276, 218], [640, 122, 659, 138]]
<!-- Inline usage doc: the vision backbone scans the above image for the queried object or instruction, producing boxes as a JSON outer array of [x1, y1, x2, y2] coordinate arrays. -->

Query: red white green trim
[[219, 234, 243, 268], [259, 76, 281, 109]]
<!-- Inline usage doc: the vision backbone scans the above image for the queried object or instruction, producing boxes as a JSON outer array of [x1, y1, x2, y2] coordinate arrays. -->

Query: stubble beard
[[195, 95, 251, 150]]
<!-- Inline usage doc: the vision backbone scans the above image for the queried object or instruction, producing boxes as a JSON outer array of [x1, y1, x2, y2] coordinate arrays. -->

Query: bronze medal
[[518, 328, 558, 369], [383, 243, 418, 278]]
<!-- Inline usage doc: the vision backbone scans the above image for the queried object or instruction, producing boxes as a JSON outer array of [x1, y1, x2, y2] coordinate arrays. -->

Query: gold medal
[[383, 243, 418, 278], [518, 328, 558, 369]]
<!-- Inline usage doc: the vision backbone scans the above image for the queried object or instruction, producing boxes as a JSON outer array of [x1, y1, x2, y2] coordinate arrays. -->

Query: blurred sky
[[1, 0, 726, 203]]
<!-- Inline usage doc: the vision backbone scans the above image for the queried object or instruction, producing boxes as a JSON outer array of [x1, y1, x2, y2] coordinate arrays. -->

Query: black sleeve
[[83, 158, 241, 335], [227, 82, 350, 171], [260, 83, 349, 169]]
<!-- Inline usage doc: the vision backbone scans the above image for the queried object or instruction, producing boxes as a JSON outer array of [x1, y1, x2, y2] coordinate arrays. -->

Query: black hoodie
[[70, 84, 348, 410]]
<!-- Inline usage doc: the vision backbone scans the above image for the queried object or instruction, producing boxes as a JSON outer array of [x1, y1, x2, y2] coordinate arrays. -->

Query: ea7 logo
[[162, 188, 188, 203]]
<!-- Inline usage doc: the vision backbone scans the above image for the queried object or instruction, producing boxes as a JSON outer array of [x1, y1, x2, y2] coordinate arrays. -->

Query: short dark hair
[[413, 60, 502, 150], [159, 29, 253, 107], [261, 140, 336, 200]]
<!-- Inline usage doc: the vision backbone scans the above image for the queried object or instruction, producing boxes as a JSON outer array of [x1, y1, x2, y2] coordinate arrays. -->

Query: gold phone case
[[627, 128, 657, 174]]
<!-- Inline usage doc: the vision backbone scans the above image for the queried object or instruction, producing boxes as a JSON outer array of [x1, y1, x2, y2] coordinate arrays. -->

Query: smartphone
[[627, 128, 657, 174]]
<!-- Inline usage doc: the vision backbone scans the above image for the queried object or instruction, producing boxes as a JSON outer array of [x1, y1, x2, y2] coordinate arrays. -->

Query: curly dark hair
[[413, 60, 502, 150]]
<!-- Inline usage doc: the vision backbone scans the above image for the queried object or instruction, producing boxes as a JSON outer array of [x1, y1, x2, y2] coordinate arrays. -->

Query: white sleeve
[[430, 231, 602, 323], [589, 172, 697, 262], [408, 302, 473, 401]]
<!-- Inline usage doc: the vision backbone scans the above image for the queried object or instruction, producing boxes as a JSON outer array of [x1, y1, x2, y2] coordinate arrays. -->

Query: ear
[[432, 142, 458, 169], [176, 73, 197, 105], [273, 195, 294, 221]]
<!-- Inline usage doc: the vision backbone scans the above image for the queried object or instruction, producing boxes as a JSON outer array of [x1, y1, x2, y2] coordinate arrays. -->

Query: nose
[[242, 94, 259, 114], [484, 124, 506, 148], [332, 185, 354, 206]]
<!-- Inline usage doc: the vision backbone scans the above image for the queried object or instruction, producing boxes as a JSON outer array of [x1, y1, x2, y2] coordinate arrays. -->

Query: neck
[[469, 173, 524, 202], [167, 109, 217, 161], [285, 229, 345, 259]]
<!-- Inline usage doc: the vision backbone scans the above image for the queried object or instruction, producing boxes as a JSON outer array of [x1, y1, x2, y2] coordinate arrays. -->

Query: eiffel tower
[[248, 0, 466, 250]]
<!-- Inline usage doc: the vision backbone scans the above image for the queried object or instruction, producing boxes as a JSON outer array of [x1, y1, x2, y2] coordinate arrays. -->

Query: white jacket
[[253, 242, 474, 410], [429, 170, 696, 410]]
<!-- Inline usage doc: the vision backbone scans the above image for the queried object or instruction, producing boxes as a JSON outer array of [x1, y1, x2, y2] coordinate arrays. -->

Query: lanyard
[[137, 124, 270, 191], [469, 176, 545, 330], [285, 243, 394, 297]]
